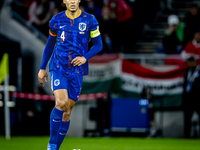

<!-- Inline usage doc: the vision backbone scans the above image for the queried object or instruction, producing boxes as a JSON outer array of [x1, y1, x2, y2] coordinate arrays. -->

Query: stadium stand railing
[[11, 11, 48, 43]]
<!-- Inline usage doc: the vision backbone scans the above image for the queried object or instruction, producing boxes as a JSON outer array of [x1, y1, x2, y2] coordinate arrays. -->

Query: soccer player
[[37, 0, 103, 149]]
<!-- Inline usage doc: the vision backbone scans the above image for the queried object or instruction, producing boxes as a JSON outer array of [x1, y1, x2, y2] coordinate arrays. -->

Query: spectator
[[182, 56, 200, 138], [108, 0, 133, 24], [162, 14, 185, 54], [98, 7, 119, 53], [108, 0, 134, 53], [181, 31, 200, 61], [28, 0, 55, 36], [183, 4, 200, 48]]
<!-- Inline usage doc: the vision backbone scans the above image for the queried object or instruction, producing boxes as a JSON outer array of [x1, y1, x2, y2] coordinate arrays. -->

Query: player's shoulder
[[49, 11, 66, 29], [51, 11, 66, 21]]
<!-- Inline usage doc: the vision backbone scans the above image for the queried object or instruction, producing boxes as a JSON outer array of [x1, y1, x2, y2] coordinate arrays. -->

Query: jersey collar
[[65, 9, 82, 19]]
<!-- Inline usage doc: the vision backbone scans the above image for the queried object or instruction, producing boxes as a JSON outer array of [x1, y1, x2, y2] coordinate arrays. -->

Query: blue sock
[[49, 107, 64, 145], [57, 120, 70, 150]]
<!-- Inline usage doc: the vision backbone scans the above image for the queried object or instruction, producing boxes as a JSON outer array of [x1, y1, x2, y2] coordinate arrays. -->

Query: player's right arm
[[38, 33, 57, 86], [38, 16, 58, 86]]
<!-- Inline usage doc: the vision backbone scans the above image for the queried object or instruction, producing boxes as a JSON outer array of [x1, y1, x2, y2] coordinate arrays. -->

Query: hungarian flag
[[121, 59, 188, 107], [82, 54, 121, 94]]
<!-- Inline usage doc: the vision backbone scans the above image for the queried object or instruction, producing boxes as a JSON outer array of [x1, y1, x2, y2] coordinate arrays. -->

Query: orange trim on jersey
[[65, 9, 82, 19], [49, 30, 57, 36]]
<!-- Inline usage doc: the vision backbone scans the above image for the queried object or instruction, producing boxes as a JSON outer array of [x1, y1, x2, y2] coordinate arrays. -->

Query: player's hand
[[167, 25, 176, 35], [71, 56, 87, 67], [38, 69, 48, 87]]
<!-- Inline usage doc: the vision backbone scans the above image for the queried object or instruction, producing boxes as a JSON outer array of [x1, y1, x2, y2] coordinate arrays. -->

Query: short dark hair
[[190, 3, 198, 9], [187, 56, 196, 62]]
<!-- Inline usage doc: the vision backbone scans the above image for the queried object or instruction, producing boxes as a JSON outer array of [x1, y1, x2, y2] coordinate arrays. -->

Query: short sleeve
[[90, 15, 100, 38], [49, 16, 58, 36]]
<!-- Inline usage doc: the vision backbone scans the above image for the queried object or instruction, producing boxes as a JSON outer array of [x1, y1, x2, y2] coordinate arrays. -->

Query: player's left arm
[[72, 35, 103, 66], [71, 17, 103, 66], [84, 32, 103, 60]]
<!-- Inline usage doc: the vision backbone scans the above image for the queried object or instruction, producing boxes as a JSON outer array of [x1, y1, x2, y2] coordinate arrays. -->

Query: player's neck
[[66, 9, 81, 19]]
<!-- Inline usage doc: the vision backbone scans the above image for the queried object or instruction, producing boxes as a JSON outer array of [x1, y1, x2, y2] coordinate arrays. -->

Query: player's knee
[[62, 110, 71, 121], [55, 99, 68, 111]]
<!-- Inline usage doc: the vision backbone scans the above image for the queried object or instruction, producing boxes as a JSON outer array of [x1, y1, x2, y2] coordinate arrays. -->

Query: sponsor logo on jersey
[[60, 25, 66, 29], [79, 23, 86, 31], [54, 79, 60, 86]]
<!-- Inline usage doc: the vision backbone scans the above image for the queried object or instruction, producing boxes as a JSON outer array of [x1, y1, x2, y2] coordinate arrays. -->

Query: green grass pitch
[[0, 136, 200, 150]]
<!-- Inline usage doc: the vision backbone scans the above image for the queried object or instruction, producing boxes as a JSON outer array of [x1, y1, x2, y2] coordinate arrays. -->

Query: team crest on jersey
[[79, 23, 86, 31]]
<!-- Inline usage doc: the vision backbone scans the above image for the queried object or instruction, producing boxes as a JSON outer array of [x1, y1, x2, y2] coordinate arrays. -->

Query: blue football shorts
[[50, 70, 83, 101]]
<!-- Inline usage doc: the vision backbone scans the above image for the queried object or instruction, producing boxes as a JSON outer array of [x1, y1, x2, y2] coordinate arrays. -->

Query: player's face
[[64, 0, 80, 13]]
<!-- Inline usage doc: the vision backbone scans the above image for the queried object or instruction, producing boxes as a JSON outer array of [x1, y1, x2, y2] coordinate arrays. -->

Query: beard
[[70, 7, 78, 13]]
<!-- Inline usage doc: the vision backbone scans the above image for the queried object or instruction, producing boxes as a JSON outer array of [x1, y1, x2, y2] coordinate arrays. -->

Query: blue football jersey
[[48, 10, 100, 76]]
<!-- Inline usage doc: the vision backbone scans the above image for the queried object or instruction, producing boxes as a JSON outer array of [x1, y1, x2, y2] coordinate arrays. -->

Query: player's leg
[[48, 89, 70, 150], [62, 99, 76, 121], [56, 74, 83, 150], [48, 89, 68, 150], [57, 98, 76, 150], [48, 71, 68, 150]]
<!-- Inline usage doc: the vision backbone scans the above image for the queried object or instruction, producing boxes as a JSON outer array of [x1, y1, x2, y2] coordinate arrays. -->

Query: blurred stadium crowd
[[159, 3, 200, 55], [9, 0, 200, 55], [11, 0, 161, 53]]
